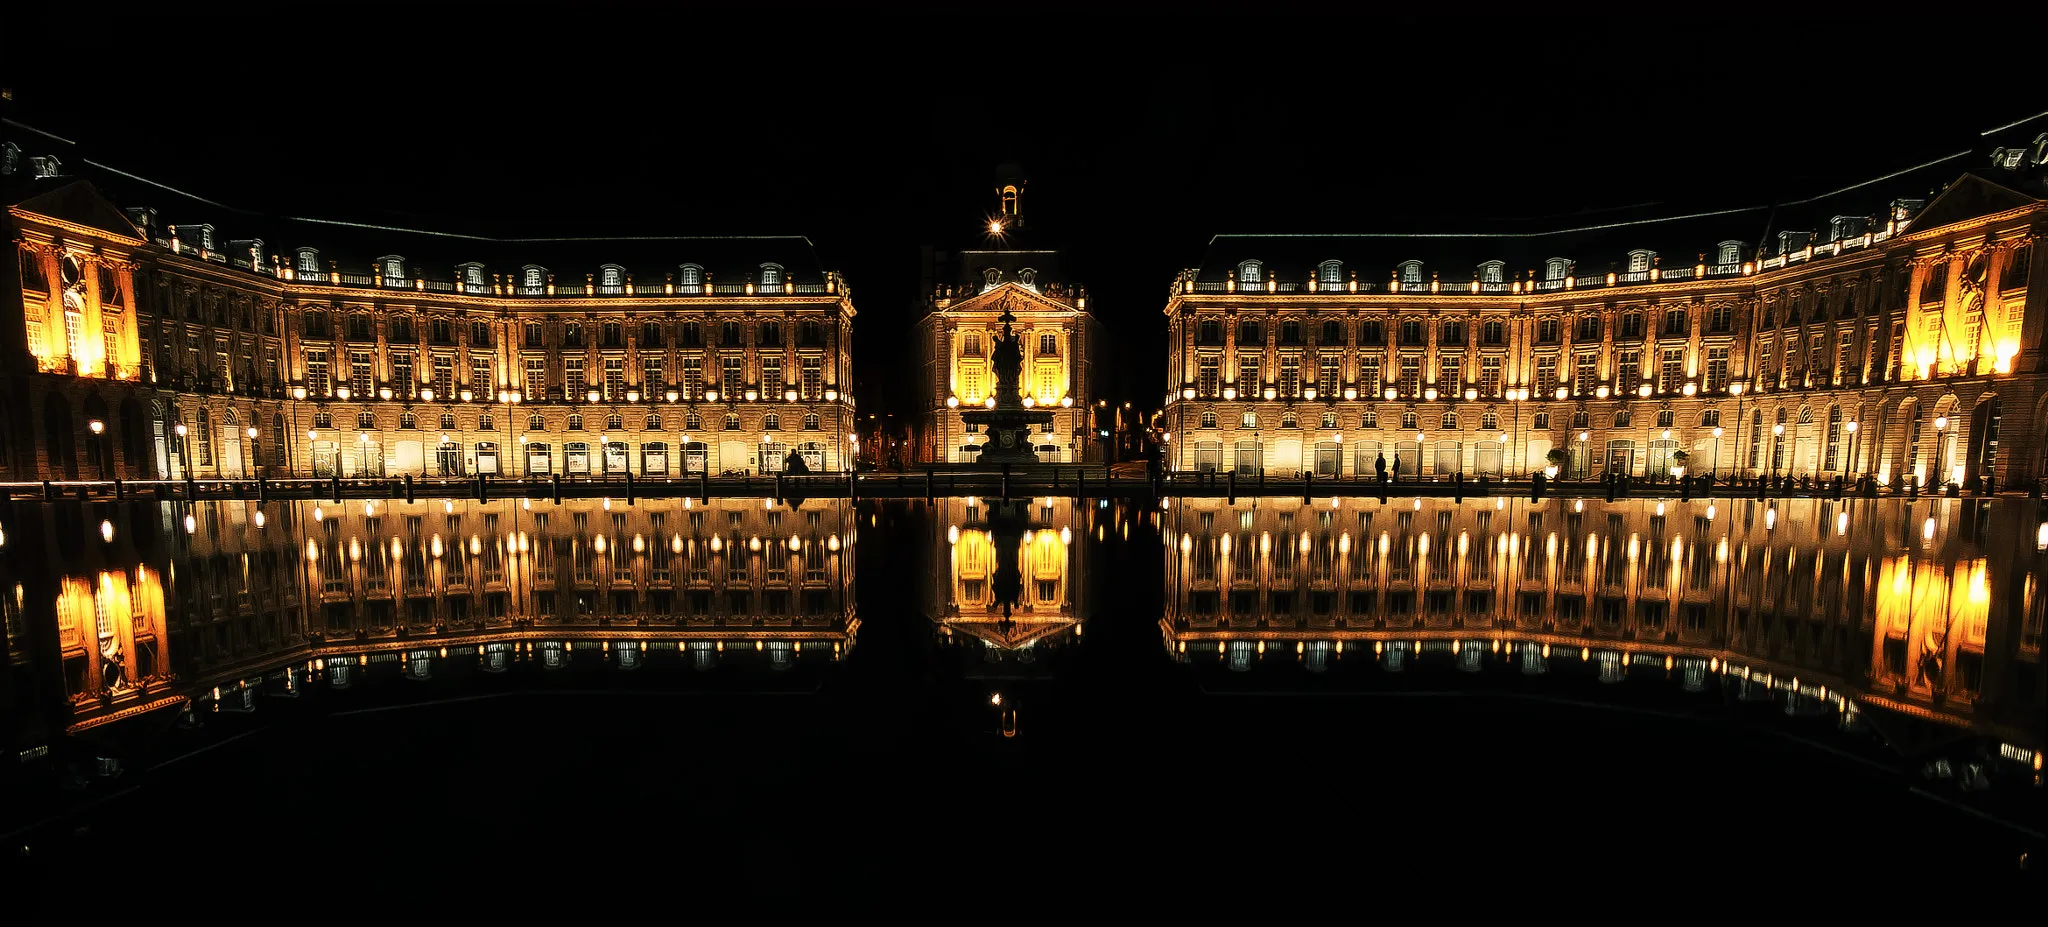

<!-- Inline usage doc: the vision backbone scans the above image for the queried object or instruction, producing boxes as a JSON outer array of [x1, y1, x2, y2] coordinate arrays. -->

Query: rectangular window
[[800, 357, 822, 398], [1534, 356, 1557, 396], [1538, 318, 1560, 343], [642, 355, 664, 390], [1704, 347, 1729, 391], [1660, 348, 1685, 393], [1835, 333, 1854, 381], [565, 357, 585, 397], [762, 357, 783, 398], [1480, 356, 1502, 397], [683, 357, 704, 398], [305, 350, 329, 395], [1574, 351, 1597, 395], [471, 357, 493, 394], [1617, 349, 1640, 387], [1238, 355, 1260, 392], [721, 356, 744, 398], [433, 355, 455, 398], [1398, 355, 1421, 397], [1197, 356, 1220, 396], [1439, 355, 1461, 393], [350, 351, 373, 396], [1279, 356, 1301, 397], [1038, 333, 1058, 356], [1359, 357, 1381, 397], [524, 321, 543, 348], [1756, 342, 1774, 386], [604, 358, 625, 400], [525, 357, 546, 399], [1317, 354, 1340, 395]]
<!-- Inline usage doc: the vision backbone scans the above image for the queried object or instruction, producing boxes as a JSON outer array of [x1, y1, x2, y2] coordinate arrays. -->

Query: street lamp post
[[1844, 419, 1859, 478], [1711, 426, 1724, 480], [88, 419, 107, 480], [1931, 415, 1949, 492], [1771, 422, 1785, 485], [245, 426, 258, 479], [1728, 381, 1747, 482], [173, 422, 191, 478]]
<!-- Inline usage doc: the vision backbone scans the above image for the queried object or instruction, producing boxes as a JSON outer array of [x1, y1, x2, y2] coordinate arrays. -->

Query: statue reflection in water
[[930, 494, 1085, 672]]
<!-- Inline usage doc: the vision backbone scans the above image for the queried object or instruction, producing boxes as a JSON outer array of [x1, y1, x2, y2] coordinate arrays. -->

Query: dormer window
[[1318, 260, 1342, 286], [1717, 241, 1742, 266], [600, 264, 624, 288], [1627, 250, 1654, 274], [678, 264, 702, 287], [296, 248, 320, 275], [172, 224, 216, 251], [1238, 260, 1263, 285], [1478, 261, 1504, 284], [983, 267, 1001, 290], [1018, 268, 1038, 289], [759, 264, 783, 287], [522, 266, 546, 290], [381, 256, 405, 279], [1398, 261, 1422, 285], [460, 263, 486, 288], [1545, 257, 1570, 281]]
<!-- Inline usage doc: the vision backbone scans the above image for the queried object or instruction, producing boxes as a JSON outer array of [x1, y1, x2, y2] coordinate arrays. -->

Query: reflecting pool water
[[0, 494, 2041, 904]]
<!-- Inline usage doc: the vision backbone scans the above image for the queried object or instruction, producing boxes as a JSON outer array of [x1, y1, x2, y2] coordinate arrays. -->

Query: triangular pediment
[[12, 179, 147, 243], [1908, 172, 2045, 234], [944, 613, 1078, 650], [940, 282, 1079, 317]]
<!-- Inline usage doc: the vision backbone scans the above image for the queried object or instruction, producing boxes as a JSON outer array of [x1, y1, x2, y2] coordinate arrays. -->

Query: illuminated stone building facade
[[925, 495, 1089, 661], [914, 170, 1104, 464], [1162, 496, 2046, 745], [3, 137, 859, 484], [1162, 136, 2048, 490], [0, 496, 858, 745]]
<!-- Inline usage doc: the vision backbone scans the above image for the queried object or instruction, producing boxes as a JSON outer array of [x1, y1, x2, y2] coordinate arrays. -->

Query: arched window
[[760, 264, 783, 287], [1320, 412, 1338, 428], [1797, 405, 1812, 424], [528, 412, 545, 430], [439, 412, 456, 429], [399, 412, 416, 429], [1572, 411, 1590, 429], [1776, 407, 1788, 425], [646, 413, 662, 430], [1532, 412, 1549, 429], [1656, 409, 1674, 427], [1401, 412, 1418, 429], [606, 411, 623, 430], [1823, 405, 1843, 470], [380, 255, 405, 279], [1614, 410, 1632, 428], [678, 264, 702, 287], [1238, 260, 1263, 285], [1398, 260, 1422, 285], [1240, 411, 1257, 428], [1281, 412, 1297, 428], [1481, 411, 1498, 430], [1545, 257, 1570, 281], [1699, 408, 1721, 427], [982, 268, 1000, 290], [296, 248, 320, 275], [723, 413, 741, 430], [1318, 261, 1342, 285], [600, 265, 624, 288], [764, 413, 781, 431], [1362, 410, 1378, 428], [1627, 250, 1655, 273], [1200, 412, 1217, 428], [685, 411, 702, 430], [1441, 412, 1457, 429], [462, 264, 485, 288], [803, 413, 820, 430], [357, 411, 375, 429], [1748, 409, 1764, 467], [1019, 268, 1038, 289], [478, 412, 493, 431], [522, 266, 545, 289], [568, 413, 583, 430], [1717, 241, 1742, 266], [1478, 260, 1504, 284]]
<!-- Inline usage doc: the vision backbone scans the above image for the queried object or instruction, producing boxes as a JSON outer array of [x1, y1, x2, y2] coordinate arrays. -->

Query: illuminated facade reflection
[[0, 496, 857, 744], [927, 496, 1087, 665], [1162, 496, 2045, 748]]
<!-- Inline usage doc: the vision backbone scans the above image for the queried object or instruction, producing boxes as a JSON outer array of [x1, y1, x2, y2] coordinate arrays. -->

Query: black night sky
[[7, 8, 2041, 421]]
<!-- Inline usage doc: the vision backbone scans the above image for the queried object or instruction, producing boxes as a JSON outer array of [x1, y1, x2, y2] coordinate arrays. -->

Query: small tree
[[1670, 450, 1690, 465], [1545, 448, 1568, 467]]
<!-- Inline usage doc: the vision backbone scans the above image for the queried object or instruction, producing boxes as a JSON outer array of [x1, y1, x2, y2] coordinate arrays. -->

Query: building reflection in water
[[926, 496, 1091, 671], [1162, 496, 2045, 753], [0, 496, 858, 746]]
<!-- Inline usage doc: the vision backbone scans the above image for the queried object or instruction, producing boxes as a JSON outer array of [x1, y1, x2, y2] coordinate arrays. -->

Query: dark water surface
[[2, 494, 2042, 906]]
